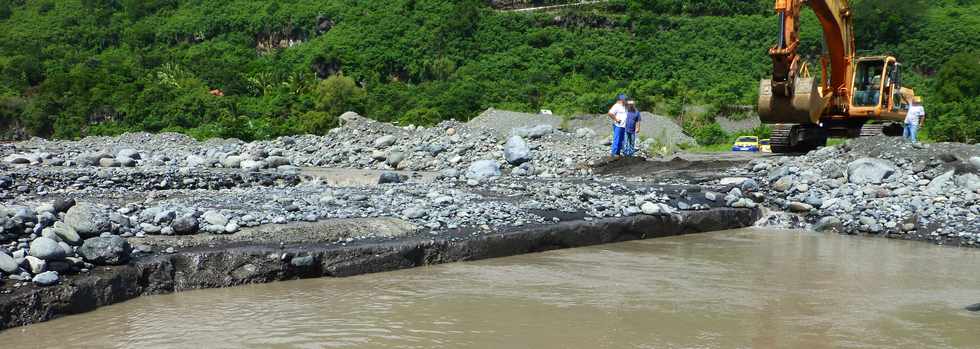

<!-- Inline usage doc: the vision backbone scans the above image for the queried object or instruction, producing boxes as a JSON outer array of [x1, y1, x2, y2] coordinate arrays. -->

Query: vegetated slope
[[0, 0, 976, 143]]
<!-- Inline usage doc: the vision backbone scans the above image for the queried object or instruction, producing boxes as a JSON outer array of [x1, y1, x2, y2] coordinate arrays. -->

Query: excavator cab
[[851, 57, 910, 117], [852, 59, 886, 108]]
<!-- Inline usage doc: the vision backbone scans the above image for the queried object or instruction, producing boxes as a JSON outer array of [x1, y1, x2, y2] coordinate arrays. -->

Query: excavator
[[758, 0, 917, 153]]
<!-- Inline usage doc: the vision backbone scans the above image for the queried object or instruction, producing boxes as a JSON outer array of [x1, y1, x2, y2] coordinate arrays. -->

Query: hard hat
[[913, 96, 923, 103], [617, 93, 628, 101]]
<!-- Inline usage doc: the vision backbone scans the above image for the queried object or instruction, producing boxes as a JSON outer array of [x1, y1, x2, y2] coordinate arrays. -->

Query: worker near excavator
[[904, 96, 926, 143], [623, 100, 642, 157], [608, 93, 629, 156]]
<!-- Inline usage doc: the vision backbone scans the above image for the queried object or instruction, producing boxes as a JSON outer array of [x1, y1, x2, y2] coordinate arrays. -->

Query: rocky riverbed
[[0, 110, 746, 293], [0, 109, 977, 296]]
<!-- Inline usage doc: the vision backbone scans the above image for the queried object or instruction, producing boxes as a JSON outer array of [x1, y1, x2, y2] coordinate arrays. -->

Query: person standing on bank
[[904, 96, 926, 143], [608, 94, 628, 156], [623, 100, 642, 157]]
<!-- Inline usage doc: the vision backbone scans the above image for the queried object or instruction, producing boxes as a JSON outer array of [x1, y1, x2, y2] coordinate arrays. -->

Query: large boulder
[[29, 237, 67, 261], [847, 158, 898, 184], [378, 171, 406, 184], [266, 156, 291, 167], [465, 160, 501, 181], [32, 271, 59, 287], [374, 135, 396, 148], [171, 215, 199, 235], [503, 135, 531, 165], [222, 155, 243, 168], [45, 221, 81, 246], [970, 157, 980, 171], [79, 236, 132, 265], [203, 211, 228, 227], [386, 151, 406, 167], [513, 124, 554, 139], [956, 173, 980, 191], [926, 170, 955, 196], [64, 203, 111, 238], [0, 251, 18, 273]]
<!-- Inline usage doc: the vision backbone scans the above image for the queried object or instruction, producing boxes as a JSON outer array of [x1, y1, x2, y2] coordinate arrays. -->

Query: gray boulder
[[32, 271, 59, 286], [117, 149, 141, 160], [513, 124, 554, 139], [503, 135, 531, 165], [65, 203, 111, 238], [222, 155, 243, 168], [386, 151, 406, 167], [171, 215, 199, 235], [374, 135, 396, 148], [378, 171, 405, 184], [241, 160, 264, 172], [847, 158, 898, 184], [46, 222, 81, 246], [53, 198, 76, 213], [0, 251, 18, 273], [25, 256, 46, 274], [772, 176, 795, 192], [29, 237, 67, 261], [788, 202, 813, 213], [955, 173, 980, 191], [203, 211, 228, 227], [926, 170, 955, 196], [266, 156, 290, 167], [403, 207, 427, 219], [98, 157, 120, 167], [970, 157, 980, 171], [79, 236, 132, 265], [465, 160, 501, 181]]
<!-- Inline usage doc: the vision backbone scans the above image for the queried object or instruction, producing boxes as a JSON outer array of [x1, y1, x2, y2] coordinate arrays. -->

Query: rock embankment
[[729, 137, 980, 244]]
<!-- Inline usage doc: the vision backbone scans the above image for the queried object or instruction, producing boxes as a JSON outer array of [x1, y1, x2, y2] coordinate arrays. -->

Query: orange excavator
[[758, 0, 917, 153]]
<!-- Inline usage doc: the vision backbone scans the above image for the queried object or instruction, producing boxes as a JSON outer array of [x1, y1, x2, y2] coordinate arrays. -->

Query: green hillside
[[0, 0, 977, 142]]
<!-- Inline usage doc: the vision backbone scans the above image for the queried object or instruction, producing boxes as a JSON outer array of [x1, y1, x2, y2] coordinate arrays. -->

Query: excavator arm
[[760, 0, 855, 124]]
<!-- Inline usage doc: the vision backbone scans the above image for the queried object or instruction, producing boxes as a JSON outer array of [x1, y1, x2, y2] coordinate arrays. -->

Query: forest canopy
[[0, 0, 977, 143]]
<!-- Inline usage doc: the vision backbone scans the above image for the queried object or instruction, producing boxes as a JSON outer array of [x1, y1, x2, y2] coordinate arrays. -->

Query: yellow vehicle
[[760, 139, 772, 153], [758, 0, 917, 153], [732, 136, 760, 152]]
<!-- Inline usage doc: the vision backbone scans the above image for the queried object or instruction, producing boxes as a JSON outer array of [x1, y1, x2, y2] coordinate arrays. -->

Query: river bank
[[0, 207, 758, 330]]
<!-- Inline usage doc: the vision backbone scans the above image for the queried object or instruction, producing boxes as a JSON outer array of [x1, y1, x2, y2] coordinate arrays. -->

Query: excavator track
[[769, 124, 828, 154], [859, 122, 904, 137]]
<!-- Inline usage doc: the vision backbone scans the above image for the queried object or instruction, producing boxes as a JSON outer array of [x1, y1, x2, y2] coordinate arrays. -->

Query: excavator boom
[[758, 0, 913, 153]]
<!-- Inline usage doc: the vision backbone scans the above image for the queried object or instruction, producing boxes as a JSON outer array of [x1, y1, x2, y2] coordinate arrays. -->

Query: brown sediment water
[[3, 228, 980, 348]]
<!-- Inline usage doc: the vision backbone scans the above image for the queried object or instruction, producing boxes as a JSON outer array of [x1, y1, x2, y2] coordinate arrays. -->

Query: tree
[[927, 52, 980, 143], [313, 74, 367, 121], [852, 0, 927, 48]]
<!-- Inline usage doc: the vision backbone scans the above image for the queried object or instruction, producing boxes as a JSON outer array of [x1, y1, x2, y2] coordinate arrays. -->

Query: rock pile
[[733, 136, 980, 243], [0, 201, 135, 288]]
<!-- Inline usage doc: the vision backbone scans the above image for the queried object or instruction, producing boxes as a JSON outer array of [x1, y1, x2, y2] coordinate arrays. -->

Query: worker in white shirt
[[904, 96, 926, 143], [607, 94, 628, 156]]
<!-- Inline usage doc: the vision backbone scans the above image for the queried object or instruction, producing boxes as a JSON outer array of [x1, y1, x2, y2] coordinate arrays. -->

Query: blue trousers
[[904, 123, 918, 143], [623, 132, 637, 156], [611, 126, 626, 156]]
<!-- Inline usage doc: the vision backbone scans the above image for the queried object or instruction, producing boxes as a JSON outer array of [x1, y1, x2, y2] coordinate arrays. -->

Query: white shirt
[[609, 103, 627, 128], [905, 105, 925, 125]]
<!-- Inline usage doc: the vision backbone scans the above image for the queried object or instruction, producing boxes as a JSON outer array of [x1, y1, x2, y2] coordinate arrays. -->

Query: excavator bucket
[[758, 77, 826, 125]]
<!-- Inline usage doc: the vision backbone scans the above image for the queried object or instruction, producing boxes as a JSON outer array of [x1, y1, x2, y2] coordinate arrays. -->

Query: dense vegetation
[[0, 0, 977, 143]]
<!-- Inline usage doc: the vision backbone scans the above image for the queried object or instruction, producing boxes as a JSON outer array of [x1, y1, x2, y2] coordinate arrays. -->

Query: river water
[[4, 228, 980, 348]]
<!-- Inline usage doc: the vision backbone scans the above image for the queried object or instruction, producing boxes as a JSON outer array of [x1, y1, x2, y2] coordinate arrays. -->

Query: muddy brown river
[[3, 228, 980, 348]]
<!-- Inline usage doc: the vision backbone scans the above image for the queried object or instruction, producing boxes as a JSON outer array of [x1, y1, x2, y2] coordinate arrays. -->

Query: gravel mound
[[725, 136, 980, 243]]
